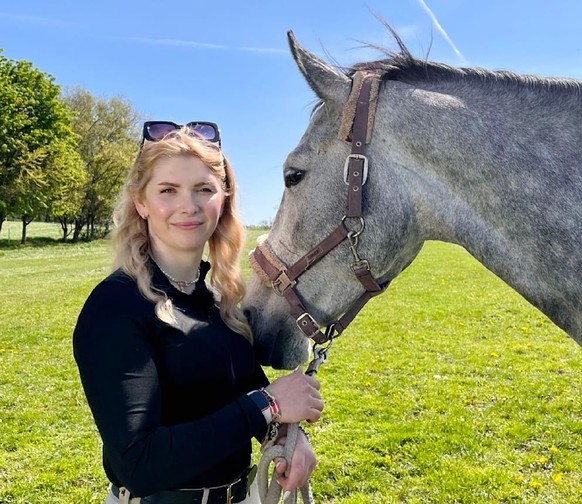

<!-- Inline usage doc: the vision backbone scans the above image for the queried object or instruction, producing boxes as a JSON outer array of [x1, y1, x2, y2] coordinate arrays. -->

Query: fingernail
[[276, 461, 284, 472], [283, 491, 291, 500]]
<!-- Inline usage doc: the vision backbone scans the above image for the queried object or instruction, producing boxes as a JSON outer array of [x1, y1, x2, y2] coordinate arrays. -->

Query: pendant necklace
[[153, 259, 200, 293]]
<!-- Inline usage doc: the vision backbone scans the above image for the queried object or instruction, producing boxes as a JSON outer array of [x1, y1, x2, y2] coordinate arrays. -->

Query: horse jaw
[[244, 273, 311, 370]]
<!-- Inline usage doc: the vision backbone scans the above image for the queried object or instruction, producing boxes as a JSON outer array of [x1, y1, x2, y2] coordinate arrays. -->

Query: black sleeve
[[73, 277, 268, 496]]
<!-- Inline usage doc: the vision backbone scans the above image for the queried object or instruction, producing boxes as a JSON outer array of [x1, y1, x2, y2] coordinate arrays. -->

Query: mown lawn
[[1, 221, 582, 503]]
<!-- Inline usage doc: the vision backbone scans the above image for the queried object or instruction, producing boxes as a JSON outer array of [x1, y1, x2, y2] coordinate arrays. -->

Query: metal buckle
[[343, 154, 369, 185], [272, 272, 296, 295], [296, 312, 320, 337], [226, 483, 233, 504]]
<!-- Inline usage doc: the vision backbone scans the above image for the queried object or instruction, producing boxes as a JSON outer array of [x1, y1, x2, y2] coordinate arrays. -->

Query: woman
[[73, 121, 323, 504]]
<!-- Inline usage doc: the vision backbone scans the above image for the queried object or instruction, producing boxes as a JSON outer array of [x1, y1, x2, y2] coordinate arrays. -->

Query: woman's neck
[[149, 249, 202, 285]]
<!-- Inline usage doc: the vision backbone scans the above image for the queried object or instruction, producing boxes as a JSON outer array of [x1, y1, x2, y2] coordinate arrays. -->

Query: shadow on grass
[[0, 237, 73, 249]]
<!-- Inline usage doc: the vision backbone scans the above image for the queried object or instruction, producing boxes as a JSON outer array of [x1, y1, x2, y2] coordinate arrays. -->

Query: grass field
[[2, 221, 582, 503]]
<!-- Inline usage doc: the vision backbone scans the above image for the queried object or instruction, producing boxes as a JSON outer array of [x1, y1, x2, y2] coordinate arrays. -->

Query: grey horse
[[243, 30, 582, 370]]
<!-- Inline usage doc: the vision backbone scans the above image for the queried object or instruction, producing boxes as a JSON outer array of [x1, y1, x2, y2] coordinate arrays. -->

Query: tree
[[44, 140, 86, 241], [64, 88, 140, 242], [0, 50, 80, 240]]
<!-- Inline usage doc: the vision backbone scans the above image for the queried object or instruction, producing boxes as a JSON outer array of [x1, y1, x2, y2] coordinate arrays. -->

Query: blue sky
[[1, 1, 581, 225]]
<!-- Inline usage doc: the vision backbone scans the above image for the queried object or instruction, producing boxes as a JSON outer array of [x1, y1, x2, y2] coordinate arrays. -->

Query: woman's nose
[[179, 193, 199, 213]]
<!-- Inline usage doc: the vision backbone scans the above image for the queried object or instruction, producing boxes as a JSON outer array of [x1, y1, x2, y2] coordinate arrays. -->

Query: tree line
[[0, 49, 141, 244]]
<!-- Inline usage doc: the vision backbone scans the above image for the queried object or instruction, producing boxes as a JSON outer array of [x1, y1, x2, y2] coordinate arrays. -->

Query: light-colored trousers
[[103, 480, 260, 504]]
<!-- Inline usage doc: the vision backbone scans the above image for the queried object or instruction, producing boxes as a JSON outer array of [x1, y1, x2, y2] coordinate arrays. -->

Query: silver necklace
[[153, 259, 200, 292]]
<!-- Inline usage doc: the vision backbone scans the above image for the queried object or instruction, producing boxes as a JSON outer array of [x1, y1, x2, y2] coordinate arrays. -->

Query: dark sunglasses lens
[[187, 123, 218, 142], [147, 123, 178, 140]]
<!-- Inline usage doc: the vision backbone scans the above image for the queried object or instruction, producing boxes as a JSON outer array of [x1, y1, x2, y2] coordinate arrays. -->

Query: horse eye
[[284, 170, 305, 188]]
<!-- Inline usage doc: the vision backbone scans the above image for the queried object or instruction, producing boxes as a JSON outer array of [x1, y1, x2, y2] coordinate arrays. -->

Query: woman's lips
[[173, 221, 202, 230]]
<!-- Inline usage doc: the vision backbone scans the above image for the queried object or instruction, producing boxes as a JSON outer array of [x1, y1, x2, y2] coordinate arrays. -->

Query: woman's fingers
[[267, 370, 324, 423]]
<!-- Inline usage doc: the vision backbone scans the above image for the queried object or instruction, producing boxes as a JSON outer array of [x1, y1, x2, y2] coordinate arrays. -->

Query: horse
[[242, 28, 582, 371]]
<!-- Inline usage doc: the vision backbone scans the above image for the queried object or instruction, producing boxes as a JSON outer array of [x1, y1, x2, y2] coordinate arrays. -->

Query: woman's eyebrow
[[156, 180, 218, 187]]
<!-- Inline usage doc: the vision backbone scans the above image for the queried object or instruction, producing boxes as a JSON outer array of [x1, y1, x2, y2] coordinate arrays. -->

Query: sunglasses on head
[[141, 121, 221, 146]]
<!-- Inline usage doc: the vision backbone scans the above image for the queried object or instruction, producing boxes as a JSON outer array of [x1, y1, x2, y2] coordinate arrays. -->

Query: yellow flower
[[539, 456, 549, 465], [550, 445, 559, 453], [553, 473, 563, 483], [531, 481, 542, 490]]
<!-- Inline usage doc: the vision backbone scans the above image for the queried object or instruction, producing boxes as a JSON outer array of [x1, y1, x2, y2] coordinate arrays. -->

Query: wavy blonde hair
[[111, 129, 251, 340]]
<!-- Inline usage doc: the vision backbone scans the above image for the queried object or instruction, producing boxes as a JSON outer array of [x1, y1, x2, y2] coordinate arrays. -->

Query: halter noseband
[[249, 72, 388, 345]]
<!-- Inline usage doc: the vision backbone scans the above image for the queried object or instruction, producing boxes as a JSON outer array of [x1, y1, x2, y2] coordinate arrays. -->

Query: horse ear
[[287, 30, 350, 102]]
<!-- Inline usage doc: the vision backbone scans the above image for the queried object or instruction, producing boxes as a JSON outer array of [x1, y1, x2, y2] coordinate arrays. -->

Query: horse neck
[[377, 78, 582, 340]]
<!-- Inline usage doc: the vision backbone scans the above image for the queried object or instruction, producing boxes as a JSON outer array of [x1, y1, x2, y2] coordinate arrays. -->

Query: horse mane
[[346, 24, 582, 95]]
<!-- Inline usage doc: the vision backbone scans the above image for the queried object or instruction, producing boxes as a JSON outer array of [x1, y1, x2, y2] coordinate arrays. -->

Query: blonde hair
[[111, 129, 252, 340]]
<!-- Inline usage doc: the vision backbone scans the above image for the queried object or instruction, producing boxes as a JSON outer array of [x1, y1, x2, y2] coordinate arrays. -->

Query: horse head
[[243, 32, 423, 369], [244, 25, 582, 370]]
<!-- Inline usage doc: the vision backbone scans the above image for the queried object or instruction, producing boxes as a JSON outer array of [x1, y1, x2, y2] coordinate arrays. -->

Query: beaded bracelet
[[259, 387, 282, 424]]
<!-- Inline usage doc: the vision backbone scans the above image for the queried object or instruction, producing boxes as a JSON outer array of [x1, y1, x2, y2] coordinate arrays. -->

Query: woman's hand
[[267, 368, 323, 423], [273, 429, 317, 492]]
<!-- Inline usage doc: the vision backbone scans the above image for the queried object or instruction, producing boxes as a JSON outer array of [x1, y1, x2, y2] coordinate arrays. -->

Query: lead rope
[[258, 423, 313, 504], [257, 341, 333, 504]]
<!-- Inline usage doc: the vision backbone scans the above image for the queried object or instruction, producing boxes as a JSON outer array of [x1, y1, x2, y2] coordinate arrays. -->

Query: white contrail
[[416, 0, 468, 64]]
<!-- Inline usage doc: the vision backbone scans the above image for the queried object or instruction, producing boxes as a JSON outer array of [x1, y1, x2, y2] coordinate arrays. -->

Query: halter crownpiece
[[249, 71, 389, 346], [338, 71, 381, 144]]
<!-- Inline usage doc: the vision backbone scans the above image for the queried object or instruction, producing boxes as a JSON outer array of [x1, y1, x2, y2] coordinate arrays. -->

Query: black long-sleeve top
[[73, 260, 269, 497]]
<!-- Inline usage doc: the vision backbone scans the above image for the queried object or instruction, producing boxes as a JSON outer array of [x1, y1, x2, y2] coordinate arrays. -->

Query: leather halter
[[250, 72, 389, 345]]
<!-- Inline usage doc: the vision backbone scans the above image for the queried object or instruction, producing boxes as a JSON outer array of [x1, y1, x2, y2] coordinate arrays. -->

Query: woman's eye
[[285, 170, 305, 188], [160, 187, 175, 194]]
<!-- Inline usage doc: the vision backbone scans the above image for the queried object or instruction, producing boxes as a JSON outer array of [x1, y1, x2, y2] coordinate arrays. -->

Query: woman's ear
[[133, 196, 148, 220]]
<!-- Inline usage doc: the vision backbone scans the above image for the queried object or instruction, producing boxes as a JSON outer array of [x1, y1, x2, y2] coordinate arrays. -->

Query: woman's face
[[135, 154, 225, 261]]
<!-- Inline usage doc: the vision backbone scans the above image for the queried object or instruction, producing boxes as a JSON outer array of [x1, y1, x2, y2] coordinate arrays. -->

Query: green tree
[[64, 88, 140, 242], [0, 50, 80, 241], [44, 139, 86, 241]]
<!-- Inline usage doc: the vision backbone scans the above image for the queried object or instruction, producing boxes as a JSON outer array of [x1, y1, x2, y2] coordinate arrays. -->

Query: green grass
[[2, 222, 582, 503]]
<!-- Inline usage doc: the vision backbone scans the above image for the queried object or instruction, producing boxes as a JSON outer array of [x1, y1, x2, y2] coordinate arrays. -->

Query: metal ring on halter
[[323, 324, 338, 345], [341, 215, 365, 238]]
